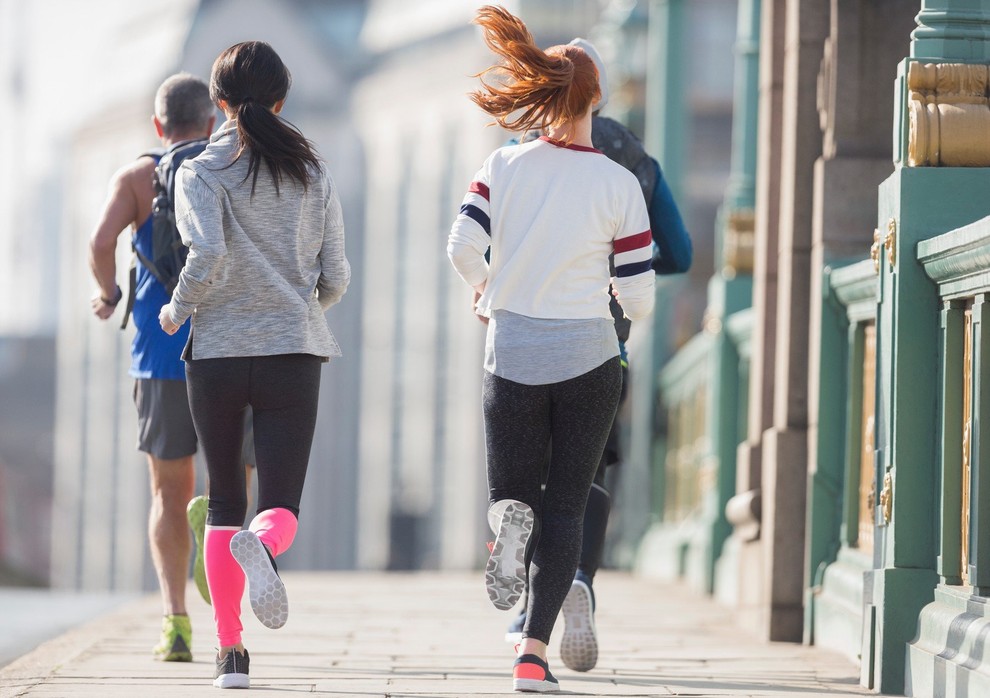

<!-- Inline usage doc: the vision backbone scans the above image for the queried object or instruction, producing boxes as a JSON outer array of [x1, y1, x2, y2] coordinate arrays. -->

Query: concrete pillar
[[759, 0, 830, 642], [730, 0, 786, 635]]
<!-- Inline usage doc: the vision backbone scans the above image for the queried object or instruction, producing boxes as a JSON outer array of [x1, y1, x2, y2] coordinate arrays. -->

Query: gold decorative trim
[[885, 218, 897, 269], [880, 471, 893, 524], [907, 62, 990, 167], [871, 228, 881, 274], [723, 209, 755, 276]]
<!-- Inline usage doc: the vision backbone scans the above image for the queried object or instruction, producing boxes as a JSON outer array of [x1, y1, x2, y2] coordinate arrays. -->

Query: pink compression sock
[[249, 507, 298, 558], [205, 526, 245, 647]]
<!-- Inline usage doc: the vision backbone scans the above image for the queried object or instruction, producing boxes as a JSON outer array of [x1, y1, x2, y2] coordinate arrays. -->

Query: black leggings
[[185, 353, 322, 527], [483, 357, 622, 643]]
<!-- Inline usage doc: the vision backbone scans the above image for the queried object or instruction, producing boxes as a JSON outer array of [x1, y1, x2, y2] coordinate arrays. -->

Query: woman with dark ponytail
[[159, 41, 350, 689], [448, 6, 655, 693]]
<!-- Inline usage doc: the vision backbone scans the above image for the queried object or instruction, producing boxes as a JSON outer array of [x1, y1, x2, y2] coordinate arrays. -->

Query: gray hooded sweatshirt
[[167, 121, 350, 361]]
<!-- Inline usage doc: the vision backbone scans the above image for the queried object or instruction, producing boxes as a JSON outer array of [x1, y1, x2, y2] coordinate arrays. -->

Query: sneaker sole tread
[[230, 530, 288, 630], [486, 502, 534, 611], [560, 578, 598, 672]]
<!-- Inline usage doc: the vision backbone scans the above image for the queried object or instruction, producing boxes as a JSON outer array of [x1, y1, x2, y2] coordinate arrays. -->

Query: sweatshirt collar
[[538, 135, 603, 154], [212, 120, 238, 142]]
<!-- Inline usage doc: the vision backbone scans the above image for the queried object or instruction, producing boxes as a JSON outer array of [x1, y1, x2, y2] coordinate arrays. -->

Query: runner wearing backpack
[[88, 72, 215, 663]]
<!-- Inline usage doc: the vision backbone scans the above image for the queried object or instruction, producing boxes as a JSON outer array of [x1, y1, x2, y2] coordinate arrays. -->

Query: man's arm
[[648, 161, 692, 275], [88, 164, 142, 319]]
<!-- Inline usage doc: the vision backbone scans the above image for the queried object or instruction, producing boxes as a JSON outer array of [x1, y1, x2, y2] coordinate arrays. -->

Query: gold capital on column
[[907, 62, 990, 167]]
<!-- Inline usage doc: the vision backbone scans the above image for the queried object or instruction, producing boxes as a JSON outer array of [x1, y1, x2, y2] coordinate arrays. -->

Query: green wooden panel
[[870, 166, 990, 694], [970, 295, 990, 589], [842, 322, 866, 549], [938, 301, 965, 583], [807, 269, 850, 586]]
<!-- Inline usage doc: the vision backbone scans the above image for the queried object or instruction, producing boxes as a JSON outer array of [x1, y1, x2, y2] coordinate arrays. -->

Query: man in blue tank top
[[88, 73, 215, 663]]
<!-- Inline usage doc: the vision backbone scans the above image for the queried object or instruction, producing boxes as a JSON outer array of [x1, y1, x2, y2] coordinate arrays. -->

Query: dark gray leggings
[[185, 353, 322, 527], [483, 357, 622, 643]]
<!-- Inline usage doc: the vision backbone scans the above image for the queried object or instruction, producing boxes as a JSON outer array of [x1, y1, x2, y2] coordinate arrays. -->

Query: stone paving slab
[[0, 571, 871, 697]]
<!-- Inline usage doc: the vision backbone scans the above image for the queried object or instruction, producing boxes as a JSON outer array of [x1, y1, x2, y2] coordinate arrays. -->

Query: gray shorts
[[133, 379, 198, 460]]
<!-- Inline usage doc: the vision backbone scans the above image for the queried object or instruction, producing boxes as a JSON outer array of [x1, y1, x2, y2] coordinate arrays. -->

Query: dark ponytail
[[210, 41, 321, 194]]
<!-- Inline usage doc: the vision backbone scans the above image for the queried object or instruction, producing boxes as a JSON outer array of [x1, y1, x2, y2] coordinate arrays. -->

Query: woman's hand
[[472, 290, 489, 326], [159, 305, 180, 335]]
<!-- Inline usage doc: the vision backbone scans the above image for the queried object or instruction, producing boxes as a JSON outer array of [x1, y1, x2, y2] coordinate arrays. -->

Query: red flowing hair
[[470, 5, 600, 137]]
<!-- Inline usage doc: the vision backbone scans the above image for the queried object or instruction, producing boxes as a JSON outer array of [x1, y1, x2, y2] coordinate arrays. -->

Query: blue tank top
[[129, 211, 190, 380]]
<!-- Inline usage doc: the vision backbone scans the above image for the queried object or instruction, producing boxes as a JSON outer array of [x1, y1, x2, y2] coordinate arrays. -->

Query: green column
[[870, 168, 990, 694], [646, 0, 687, 204], [645, 0, 688, 371], [702, 0, 760, 592], [633, 0, 689, 535], [724, 0, 761, 213], [867, 1, 990, 692], [912, 0, 990, 60]]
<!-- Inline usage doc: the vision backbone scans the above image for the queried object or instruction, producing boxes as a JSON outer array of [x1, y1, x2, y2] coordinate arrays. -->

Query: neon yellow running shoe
[[152, 614, 192, 662], [186, 495, 211, 605]]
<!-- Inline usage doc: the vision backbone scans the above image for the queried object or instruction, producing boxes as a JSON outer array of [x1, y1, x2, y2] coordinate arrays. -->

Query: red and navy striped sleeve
[[614, 229, 653, 278], [611, 189, 655, 321], [447, 166, 493, 289], [459, 180, 491, 236]]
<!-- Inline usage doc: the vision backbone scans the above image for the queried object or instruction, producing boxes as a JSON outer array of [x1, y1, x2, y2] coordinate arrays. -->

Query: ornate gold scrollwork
[[885, 219, 897, 269], [879, 471, 893, 524], [871, 228, 881, 274]]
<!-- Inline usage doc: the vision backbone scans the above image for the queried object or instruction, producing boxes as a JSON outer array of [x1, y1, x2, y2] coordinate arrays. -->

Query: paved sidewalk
[[0, 571, 870, 697], [0, 588, 134, 668]]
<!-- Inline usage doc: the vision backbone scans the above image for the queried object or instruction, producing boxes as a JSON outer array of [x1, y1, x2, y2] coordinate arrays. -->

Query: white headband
[[568, 37, 608, 112]]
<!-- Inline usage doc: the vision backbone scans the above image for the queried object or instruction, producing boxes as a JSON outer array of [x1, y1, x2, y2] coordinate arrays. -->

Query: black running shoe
[[213, 647, 250, 689]]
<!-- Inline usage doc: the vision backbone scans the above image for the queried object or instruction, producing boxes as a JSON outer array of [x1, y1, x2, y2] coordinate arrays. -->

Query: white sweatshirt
[[447, 137, 655, 322]]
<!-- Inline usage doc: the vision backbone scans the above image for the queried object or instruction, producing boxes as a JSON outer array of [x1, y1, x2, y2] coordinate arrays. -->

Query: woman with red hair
[[448, 6, 655, 692]]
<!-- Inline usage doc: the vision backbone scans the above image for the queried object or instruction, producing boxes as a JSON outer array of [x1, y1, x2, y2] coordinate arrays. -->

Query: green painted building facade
[[643, 0, 990, 694]]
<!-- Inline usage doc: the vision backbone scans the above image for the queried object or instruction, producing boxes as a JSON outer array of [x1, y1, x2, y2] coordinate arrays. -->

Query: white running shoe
[[560, 575, 598, 672], [485, 499, 534, 611], [230, 530, 288, 630]]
